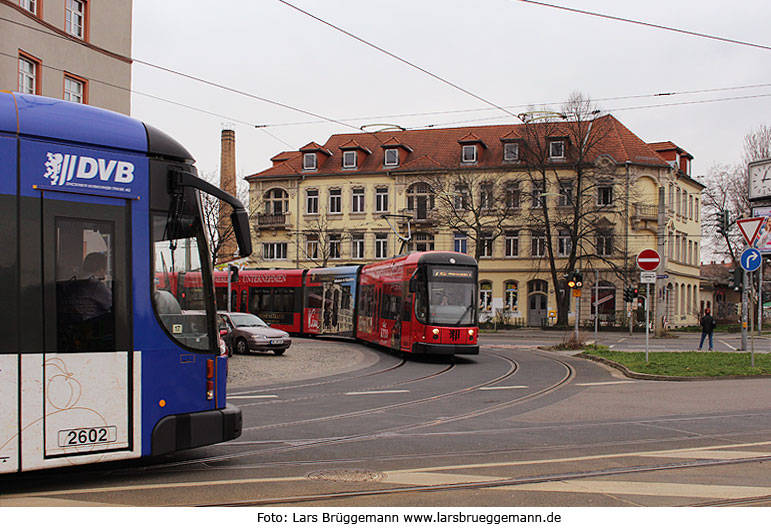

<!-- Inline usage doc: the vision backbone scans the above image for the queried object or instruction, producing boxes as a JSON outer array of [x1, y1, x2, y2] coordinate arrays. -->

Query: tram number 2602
[[58, 426, 118, 447]]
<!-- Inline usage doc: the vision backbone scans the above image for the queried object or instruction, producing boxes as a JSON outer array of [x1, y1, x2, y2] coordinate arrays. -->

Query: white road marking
[[227, 395, 279, 399], [575, 381, 636, 387], [479, 385, 529, 390], [719, 340, 738, 351], [345, 390, 410, 396]]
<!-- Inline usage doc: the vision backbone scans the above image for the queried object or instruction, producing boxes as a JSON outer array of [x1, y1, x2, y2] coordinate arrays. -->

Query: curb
[[575, 352, 771, 382]]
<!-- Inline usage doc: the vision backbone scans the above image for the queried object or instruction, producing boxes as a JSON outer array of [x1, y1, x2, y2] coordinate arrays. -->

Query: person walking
[[699, 308, 716, 351]]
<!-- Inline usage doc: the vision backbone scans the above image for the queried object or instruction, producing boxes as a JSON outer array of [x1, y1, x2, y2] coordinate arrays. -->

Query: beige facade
[[1, 0, 132, 114], [246, 119, 703, 329]]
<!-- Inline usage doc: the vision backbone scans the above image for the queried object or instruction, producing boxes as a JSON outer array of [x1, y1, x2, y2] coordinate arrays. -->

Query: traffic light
[[623, 287, 630, 302], [717, 210, 729, 236], [728, 268, 743, 292], [229, 264, 239, 283], [631, 286, 639, 299], [567, 271, 583, 289]]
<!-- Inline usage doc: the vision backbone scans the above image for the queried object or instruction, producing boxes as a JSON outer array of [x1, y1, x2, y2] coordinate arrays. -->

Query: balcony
[[631, 202, 658, 231], [399, 208, 440, 227], [257, 212, 288, 230]]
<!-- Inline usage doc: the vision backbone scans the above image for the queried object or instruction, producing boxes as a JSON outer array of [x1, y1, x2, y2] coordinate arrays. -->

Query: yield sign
[[636, 248, 660, 271], [736, 217, 765, 246]]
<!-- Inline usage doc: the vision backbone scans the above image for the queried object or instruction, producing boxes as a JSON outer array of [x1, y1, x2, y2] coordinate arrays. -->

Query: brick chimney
[[219, 129, 238, 261]]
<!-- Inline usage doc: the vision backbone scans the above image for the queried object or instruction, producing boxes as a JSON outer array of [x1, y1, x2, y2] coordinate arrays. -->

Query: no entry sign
[[637, 249, 661, 271]]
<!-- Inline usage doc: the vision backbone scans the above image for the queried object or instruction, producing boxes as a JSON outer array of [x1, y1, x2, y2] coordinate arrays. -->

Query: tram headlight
[[432, 328, 440, 339], [468, 329, 475, 338]]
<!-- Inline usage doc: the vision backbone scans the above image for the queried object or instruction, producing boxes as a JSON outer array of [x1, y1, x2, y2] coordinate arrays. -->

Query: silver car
[[218, 312, 292, 355]]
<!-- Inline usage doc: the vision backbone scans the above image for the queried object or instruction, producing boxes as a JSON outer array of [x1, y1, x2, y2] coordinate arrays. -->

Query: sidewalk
[[226, 336, 379, 388]]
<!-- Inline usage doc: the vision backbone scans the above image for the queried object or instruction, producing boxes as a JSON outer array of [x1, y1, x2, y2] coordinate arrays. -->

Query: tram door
[[19, 198, 135, 471]]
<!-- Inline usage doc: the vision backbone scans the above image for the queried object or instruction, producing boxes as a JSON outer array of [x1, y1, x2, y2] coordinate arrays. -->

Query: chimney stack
[[219, 129, 238, 261]]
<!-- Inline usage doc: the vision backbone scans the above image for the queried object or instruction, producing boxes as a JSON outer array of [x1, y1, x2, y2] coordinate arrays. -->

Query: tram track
[[197, 453, 771, 507], [138, 350, 570, 471]]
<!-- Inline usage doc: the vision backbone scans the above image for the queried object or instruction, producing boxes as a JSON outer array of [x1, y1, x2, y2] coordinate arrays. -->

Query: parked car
[[218, 311, 292, 355]]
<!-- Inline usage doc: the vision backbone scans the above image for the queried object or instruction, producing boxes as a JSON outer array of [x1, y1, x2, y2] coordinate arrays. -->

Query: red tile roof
[[247, 115, 672, 180]]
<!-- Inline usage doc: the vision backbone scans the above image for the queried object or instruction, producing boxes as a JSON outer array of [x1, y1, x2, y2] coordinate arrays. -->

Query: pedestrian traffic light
[[229, 264, 239, 283]]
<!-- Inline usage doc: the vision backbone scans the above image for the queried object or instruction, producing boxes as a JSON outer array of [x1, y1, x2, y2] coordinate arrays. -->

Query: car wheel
[[273, 349, 286, 356], [235, 337, 249, 355]]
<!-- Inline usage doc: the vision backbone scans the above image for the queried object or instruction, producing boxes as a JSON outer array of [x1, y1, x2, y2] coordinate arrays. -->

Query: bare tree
[[200, 171, 252, 266], [427, 169, 517, 262], [701, 124, 771, 262], [289, 206, 348, 268], [518, 92, 633, 326]]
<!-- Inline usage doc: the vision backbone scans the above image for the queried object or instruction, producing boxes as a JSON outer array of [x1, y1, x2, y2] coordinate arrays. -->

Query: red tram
[[179, 251, 479, 357]]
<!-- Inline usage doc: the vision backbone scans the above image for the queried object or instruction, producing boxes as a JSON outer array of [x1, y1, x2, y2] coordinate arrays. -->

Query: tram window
[[215, 287, 227, 310], [56, 219, 115, 353], [306, 286, 323, 309], [152, 211, 212, 351]]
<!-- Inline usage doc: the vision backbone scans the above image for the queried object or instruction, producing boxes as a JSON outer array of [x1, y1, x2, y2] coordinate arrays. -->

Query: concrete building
[[1, 0, 132, 114], [246, 115, 703, 328]]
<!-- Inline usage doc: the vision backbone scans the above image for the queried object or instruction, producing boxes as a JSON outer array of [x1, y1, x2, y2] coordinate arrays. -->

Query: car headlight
[[251, 334, 267, 340]]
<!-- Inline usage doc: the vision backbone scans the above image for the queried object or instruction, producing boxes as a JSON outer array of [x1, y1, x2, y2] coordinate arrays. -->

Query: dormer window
[[342, 150, 357, 169], [303, 152, 317, 170], [384, 148, 399, 166], [462, 145, 477, 163], [549, 140, 565, 160], [503, 143, 519, 162]]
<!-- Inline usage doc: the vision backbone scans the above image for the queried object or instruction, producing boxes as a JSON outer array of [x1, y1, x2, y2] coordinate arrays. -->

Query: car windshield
[[230, 314, 268, 328]]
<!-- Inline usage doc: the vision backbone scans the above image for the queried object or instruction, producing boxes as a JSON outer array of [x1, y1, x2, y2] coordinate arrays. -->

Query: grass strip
[[583, 346, 771, 377]]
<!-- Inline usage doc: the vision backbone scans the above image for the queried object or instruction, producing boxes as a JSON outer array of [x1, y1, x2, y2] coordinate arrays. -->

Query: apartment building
[[246, 115, 703, 328], [1, 0, 132, 114]]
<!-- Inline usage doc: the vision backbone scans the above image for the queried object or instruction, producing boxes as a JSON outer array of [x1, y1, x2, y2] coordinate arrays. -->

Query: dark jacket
[[700, 313, 716, 333]]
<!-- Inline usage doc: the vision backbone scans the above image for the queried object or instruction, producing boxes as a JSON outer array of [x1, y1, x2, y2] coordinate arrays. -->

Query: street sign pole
[[742, 269, 748, 351], [646, 283, 650, 363]]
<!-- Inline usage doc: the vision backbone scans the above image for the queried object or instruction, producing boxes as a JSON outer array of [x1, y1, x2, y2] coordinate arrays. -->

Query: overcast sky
[[130, 0, 771, 183]]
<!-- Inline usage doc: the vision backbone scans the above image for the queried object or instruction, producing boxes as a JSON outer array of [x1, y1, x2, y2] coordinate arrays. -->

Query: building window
[[342, 150, 357, 169], [306, 189, 319, 214], [454, 184, 469, 210], [65, 0, 86, 39], [505, 230, 519, 257], [352, 187, 365, 213], [503, 143, 519, 162], [597, 185, 613, 206], [264, 188, 288, 215], [263, 242, 288, 260], [558, 230, 572, 257], [504, 281, 518, 310], [305, 235, 319, 260], [20, 0, 37, 14], [479, 233, 494, 258], [695, 198, 700, 222], [303, 153, 317, 171], [375, 186, 389, 212], [18, 54, 39, 94], [596, 230, 613, 256], [384, 148, 399, 166], [480, 183, 494, 210], [406, 182, 434, 220], [409, 232, 434, 252], [64, 75, 86, 103], [329, 233, 341, 259], [329, 188, 342, 214], [506, 181, 521, 209], [549, 140, 565, 160], [531, 231, 546, 257], [375, 233, 388, 259], [461, 145, 477, 163], [454, 232, 468, 254], [351, 233, 364, 260], [479, 281, 492, 312], [558, 182, 573, 207]]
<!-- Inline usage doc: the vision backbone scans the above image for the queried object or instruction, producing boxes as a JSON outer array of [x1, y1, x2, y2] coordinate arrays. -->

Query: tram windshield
[[424, 266, 477, 326], [152, 187, 214, 351]]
